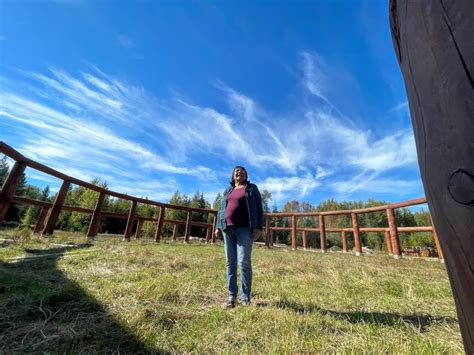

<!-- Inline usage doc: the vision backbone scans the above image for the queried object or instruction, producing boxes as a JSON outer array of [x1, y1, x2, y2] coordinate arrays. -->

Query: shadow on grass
[[0, 244, 169, 354], [274, 298, 457, 332]]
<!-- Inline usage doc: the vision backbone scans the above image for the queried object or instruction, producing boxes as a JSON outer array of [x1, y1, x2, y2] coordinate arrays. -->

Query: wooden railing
[[0, 141, 442, 260], [0, 142, 217, 243], [263, 198, 443, 260]]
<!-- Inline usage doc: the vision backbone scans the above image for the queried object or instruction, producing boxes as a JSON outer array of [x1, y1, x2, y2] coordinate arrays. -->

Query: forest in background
[[1, 156, 434, 250]]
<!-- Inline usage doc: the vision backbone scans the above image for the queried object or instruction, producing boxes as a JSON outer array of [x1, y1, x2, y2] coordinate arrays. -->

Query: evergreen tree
[[0, 155, 9, 186], [261, 190, 272, 213], [212, 192, 222, 210]]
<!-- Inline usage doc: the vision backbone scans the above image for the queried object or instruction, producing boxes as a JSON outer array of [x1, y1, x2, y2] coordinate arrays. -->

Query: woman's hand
[[252, 229, 261, 241], [215, 229, 222, 239]]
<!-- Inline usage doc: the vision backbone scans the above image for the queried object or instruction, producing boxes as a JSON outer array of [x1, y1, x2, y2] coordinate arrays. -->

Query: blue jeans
[[223, 227, 253, 302]]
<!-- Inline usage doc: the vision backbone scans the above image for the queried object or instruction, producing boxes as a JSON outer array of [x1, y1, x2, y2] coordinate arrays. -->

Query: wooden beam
[[341, 230, 347, 253], [351, 212, 361, 256], [386, 208, 400, 258], [135, 218, 144, 240], [319, 215, 326, 252], [0, 161, 26, 224], [184, 211, 192, 243], [154, 206, 165, 242], [86, 191, 106, 239], [42, 180, 71, 236], [123, 201, 137, 241], [33, 207, 49, 234], [291, 215, 297, 250], [302, 230, 308, 250], [384, 230, 393, 256]]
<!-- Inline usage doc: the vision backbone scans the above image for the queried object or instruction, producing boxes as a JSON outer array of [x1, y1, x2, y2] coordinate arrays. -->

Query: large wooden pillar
[[390, 1, 474, 351]]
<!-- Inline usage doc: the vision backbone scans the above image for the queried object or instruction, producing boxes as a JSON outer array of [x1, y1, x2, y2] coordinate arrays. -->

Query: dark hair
[[230, 166, 249, 186]]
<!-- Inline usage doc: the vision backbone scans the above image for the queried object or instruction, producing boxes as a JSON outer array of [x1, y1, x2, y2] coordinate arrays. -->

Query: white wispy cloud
[[1, 54, 420, 206], [258, 174, 322, 204]]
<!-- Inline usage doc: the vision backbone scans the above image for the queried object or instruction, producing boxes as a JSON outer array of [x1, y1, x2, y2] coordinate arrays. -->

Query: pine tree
[[0, 155, 9, 186]]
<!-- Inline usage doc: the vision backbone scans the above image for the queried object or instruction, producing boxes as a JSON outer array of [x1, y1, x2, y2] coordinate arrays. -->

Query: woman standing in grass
[[215, 166, 264, 309]]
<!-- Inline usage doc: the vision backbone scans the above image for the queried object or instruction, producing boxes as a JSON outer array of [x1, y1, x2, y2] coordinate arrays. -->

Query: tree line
[[1, 156, 433, 248]]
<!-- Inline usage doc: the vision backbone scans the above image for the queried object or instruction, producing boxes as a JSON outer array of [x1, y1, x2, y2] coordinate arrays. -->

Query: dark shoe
[[221, 297, 236, 309]]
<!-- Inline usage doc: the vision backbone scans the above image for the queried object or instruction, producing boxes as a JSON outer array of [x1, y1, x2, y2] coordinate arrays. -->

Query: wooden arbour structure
[[1, 141, 442, 260], [0, 142, 218, 243]]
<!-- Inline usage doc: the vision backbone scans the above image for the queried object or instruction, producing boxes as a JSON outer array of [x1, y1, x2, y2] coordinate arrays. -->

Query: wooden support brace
[[211, 214, 217, 243], [341, 230, 347, 253], [291, 215, 297, 250], [86, 191, 106, 239], [386, 208, 401, 258], [34, 207, 49, 234], [123, 201, 137, 241], [172, 223, 178, 241], [319, 215, 326, 253], [302, 230, 308, 250], [265, 217, 270, 247], [154, 206, 165, 242], [384, 230, 393, 255], [351, 212, 362, 256], [0, 161, 27, 224], [42, 180, 71, 237], [135, 218, 144, 240], [184, 211, 192, 243], [205, 226, 211, 243]]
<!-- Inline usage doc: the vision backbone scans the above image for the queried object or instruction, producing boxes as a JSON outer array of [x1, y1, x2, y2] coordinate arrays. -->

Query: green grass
[[0, 228, 463, 353]]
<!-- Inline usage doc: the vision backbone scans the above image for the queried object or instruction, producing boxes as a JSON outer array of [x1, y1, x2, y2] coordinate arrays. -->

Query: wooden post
[[430, 215, 444, 262], [384, 230, 393, 255], [33, 207, 49, 234], [184, 211, 192, 243], [341, 230, 347, 253], [154, 206, 165, 242], [390, 3, 474, 350], [270, 229, 274, 246], [172, 223, 178, 241], [0, 161, 27, 224], [291, 215, 297, 250], [211, 213, 217, 243], [302, 230, 308, 250], [42, 180, 71, 236], [123, 201, 137, 241], [205, 226, 211, 243], [86, 191, 106, 240], [135, 218, 144, 240], [351, 212, 362, 256], [265, 217, 270, 247], [386, 208, 401, 258], [319, 215, 326, 253]]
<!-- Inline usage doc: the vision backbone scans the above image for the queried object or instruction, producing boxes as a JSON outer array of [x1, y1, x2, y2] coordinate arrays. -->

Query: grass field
[[0, 228, 463, 353]]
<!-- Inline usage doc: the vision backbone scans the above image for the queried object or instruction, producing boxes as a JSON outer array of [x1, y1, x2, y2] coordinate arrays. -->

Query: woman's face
[[233, 168, 247, 184]]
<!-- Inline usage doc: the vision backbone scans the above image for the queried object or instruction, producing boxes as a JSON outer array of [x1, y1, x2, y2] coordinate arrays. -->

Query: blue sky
[[0, 0, 425, 208]]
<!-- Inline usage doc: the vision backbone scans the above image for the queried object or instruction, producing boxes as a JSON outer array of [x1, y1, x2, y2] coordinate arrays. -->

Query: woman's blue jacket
[[216, 183, 264, 231]]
